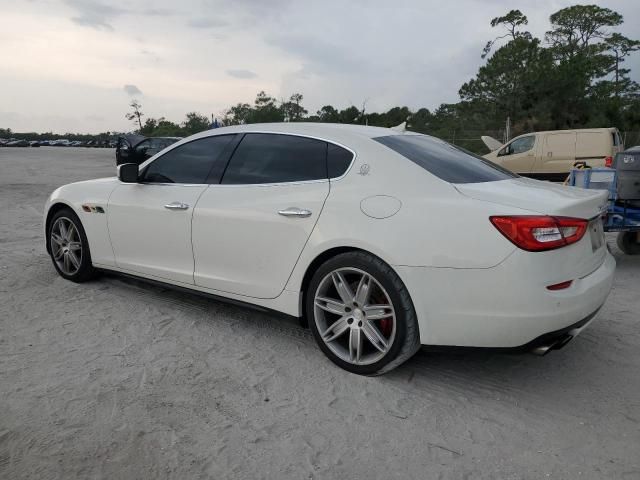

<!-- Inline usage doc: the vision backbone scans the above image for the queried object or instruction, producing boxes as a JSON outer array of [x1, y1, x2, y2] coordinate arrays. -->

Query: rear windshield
[[373, 134, 517, 184]]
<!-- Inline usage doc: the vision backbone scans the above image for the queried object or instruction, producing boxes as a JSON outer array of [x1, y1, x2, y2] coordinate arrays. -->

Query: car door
[[495, 135, 537, 173], [107, 135, 236, 284], [192, 133, 333, 299], [537, 132, 576, 174]]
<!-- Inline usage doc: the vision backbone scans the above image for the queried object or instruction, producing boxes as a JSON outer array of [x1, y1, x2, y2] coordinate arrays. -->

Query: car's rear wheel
[[617, 231, 640, 255], [306, 251, 420, 375], [48, 208, 96, 282]]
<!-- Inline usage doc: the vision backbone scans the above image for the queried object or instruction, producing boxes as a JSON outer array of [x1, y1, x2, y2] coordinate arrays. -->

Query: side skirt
[[95, 267, 303, 325]]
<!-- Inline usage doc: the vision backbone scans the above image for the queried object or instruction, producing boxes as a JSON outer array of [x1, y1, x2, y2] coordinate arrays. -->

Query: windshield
[[373, 134, 517, 184]]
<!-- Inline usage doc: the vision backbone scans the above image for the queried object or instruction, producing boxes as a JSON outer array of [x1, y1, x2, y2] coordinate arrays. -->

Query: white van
[[483, 128, 624, 181]]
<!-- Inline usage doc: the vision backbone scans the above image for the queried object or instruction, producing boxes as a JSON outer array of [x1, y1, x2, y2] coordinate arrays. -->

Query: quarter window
[[221, 133, 327, 184], [327, 143, 354, 178], [140, 135, 234, 184]]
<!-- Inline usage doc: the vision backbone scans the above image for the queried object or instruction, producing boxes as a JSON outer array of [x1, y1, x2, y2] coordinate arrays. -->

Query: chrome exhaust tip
[[531, 344, 552, 356], [530, 334, 574, 356]]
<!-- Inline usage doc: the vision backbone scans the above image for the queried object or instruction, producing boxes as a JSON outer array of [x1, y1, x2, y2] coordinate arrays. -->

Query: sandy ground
[[0, 146, 639, 479]]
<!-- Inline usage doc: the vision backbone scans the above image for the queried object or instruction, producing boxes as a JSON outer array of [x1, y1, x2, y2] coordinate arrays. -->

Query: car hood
[[454, 177, 608, 220]]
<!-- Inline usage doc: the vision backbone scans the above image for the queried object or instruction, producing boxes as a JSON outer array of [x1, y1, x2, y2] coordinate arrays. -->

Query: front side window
[[373, 134, 516, 184], [134, 139, 151, 156], [141, 135, 234, 184], [499, 136, 535, 156], [222, 133, 327, 184]]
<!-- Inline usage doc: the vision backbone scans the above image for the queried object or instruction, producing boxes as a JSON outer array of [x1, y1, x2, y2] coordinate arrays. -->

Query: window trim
[[137, 133, 239, 186], [215, 131, 357, 187]]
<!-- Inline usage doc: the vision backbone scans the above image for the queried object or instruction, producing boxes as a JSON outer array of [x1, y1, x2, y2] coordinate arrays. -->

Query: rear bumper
[[522, 307, 600, 355], [395, 250, 615, 348]]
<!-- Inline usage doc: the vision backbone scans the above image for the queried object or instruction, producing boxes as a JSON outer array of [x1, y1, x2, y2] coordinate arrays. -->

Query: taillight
[[490, 216, 588, 252], [605, 156, 613, 167]]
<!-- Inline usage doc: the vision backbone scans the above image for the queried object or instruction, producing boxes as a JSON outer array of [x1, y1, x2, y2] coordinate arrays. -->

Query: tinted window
[[222, 133, 327, 184], [373, 134, 517, 184], [141, 135, 233, 184], [327, 143, 354, 178]]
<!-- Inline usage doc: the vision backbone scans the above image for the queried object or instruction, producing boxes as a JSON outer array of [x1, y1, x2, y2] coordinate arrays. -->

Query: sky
[[1, 0, 639, 134]]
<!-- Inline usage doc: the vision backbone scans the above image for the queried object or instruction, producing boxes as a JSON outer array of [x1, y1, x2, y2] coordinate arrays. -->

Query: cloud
[[188, 17, 228, 29], [266, 33, 372, 75], [123, 84, 143, 96], [66, 0, 128, 30], [226, 69, 258, 79]]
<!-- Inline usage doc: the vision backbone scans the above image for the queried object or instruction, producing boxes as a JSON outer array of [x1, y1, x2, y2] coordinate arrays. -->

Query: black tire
[[617, 231, 640, 255], [305, 251, 420, 375], [47, 207, 97, 282]]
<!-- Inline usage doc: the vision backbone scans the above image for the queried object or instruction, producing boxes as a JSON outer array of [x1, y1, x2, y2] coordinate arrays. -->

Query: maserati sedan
[[44, 123, 616, 375]]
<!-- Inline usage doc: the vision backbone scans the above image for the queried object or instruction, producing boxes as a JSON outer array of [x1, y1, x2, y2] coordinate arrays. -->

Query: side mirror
[[118, 163, 139, 183]]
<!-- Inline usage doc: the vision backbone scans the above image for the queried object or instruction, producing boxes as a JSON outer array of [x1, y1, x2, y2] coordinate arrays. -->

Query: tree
[[182, 112, 210, 135], [316, 105, 340, 123], [546, 5, 622, 55], [252, 91, 283, 123], [460, 37, 553, 129], [604, 33, 640, 98], [139, 118, 158, 136], [125, 100, 144, 131], [281, 93, 308, 122], [224, 103, 253, 125], [482, 9, 530, 58]]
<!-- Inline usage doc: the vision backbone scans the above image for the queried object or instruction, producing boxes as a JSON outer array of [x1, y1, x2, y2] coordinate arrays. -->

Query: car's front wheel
[[47, 208, 96, 282], [306, 251, 420, 375]]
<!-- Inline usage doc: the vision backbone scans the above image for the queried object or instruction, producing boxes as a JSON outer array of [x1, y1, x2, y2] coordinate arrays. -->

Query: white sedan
[[44, 123, 615, 374]]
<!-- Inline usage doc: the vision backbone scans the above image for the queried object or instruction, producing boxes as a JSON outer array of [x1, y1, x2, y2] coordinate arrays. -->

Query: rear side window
[[141, 135, 234, 184], [373, 135, 517, 184], [612, 132, 622, 146], [327, 143, 354, 178], [222, 133, 327, 184]]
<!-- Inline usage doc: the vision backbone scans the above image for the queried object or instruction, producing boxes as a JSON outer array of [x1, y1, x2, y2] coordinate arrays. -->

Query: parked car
[[29, 140, 41, 147], [5, 140, 29, 147], [483, 128, 624, 181], [44, 123, 615, 374], [115, 134, 181, 165]]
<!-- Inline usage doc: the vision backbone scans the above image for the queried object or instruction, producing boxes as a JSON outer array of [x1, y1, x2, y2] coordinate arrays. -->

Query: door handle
[[164, 202, 189, 210], [278, 207, 312, 218]]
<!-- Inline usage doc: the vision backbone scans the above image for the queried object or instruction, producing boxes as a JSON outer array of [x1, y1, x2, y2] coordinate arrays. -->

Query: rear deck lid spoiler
[[454, 177, 608, 220]]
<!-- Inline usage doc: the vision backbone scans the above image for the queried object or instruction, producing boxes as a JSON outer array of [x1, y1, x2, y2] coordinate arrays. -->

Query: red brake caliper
[[370, 290, 392, 337], [379, 317, 393, 337]]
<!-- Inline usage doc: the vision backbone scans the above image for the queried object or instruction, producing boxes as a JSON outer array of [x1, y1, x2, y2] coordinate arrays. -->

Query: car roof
[[513, 127, 618, 138], [202, 122, 406, 140]]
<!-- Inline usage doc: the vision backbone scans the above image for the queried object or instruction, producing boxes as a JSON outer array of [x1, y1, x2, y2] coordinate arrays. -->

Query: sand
[[1, 146, 639, 479]]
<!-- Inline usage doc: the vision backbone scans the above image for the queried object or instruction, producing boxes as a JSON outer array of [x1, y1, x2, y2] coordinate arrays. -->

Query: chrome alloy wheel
[[50, 217, 83, 276], [313, 267, 396, 365]]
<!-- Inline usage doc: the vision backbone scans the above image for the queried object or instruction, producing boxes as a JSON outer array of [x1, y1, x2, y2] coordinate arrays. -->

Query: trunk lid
[[454, 177, 608, 220], [455, 177, 609, 281]]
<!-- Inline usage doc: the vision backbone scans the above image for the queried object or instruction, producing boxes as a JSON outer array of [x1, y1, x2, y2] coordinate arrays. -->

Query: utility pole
[[505, 116, 511, 143]]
